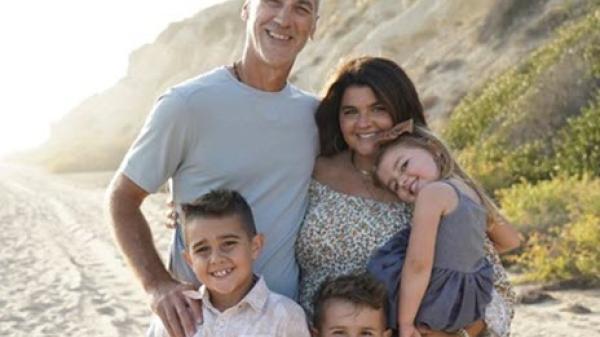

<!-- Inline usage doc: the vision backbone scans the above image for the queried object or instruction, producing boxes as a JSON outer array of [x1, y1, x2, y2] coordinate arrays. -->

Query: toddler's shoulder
[[418, 181, 456, 200], [416, 181, 458, 213]]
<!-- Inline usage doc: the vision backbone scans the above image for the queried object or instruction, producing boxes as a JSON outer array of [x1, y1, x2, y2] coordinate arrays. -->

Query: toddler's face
[[315, 299, 391, 337], [376, 144, 440, 203]]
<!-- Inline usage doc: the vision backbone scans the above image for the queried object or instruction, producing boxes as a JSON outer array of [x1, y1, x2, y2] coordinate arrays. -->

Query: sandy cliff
[[32, 0, 591, 171]]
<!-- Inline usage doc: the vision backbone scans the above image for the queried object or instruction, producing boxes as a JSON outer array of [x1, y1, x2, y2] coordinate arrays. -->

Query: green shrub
[[496, 176, 587, 233], [455, 140, 551, 192], [584, 38, 600, 77], [513, 229, 572, 282], [445, 8, 600, 192], [498, 176, 600, 283], [568, 214, 600, 279], [554, 89, 600, 176], [513, 214, 600, 284], [445, 8, 600, 150]]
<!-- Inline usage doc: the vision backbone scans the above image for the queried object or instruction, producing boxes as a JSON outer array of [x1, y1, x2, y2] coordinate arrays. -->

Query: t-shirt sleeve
[[119, 89, 192, 193]]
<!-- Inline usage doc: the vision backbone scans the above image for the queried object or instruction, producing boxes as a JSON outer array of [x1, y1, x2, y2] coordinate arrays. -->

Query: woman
[[295, 57, 518, 337]]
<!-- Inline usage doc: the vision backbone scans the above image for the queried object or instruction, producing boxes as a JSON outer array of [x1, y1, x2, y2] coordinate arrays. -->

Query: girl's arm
[[398, 182, 455, 330], [487, 216, 521, 253]]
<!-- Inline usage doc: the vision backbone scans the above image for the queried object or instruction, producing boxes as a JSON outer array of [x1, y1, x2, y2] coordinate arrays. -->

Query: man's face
[[242, 0, 318, 68]]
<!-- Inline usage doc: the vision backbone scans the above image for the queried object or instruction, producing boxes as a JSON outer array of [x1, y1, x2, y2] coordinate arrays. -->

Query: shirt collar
[[184, 275, 269, 313], [242, 276, 269, 311]]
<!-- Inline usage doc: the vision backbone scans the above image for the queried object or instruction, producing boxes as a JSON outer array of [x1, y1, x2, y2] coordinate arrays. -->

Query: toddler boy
[[312, 273, 392, 337]]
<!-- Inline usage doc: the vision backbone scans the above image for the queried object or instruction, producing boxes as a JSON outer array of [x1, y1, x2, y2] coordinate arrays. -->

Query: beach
[[0, 163, 598, 336]]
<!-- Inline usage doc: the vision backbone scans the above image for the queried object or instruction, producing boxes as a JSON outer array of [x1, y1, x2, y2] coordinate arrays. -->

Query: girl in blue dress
[[367, 120, 520, 337]]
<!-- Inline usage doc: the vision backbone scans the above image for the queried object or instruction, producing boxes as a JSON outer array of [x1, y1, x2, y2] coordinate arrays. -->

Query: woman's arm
[[398, 183, 454, 330], [487, 215, 521, 253]]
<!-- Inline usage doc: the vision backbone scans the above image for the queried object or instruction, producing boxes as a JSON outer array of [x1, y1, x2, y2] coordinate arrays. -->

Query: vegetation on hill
[[444, 4, 600, 284]]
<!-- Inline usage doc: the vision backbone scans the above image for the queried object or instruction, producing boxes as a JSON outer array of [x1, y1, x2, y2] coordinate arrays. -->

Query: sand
[[0, 163, 598, 336]]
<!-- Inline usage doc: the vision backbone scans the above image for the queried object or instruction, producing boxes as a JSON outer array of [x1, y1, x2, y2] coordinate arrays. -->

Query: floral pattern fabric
[[295, 179, 515, 336]]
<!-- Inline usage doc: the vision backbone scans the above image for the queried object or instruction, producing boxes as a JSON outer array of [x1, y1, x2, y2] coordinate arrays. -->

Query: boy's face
[[315, 299, 391, 337], [183, 215, 263, 307]]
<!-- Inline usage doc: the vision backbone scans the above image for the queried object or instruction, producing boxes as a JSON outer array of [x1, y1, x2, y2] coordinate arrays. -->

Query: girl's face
[[339, 85, 394, 157], [376, 144, 440, 203]]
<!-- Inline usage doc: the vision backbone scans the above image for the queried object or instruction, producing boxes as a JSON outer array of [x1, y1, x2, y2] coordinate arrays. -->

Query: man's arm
[[106, 173, 201, 337]]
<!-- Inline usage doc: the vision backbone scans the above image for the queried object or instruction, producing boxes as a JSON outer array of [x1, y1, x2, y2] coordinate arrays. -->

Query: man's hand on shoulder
[[164, 199, 178, 229], [150, 279, 203, 337]]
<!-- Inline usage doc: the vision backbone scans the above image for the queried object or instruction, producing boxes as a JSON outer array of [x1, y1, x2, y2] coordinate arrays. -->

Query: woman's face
[[339, 85, 394, 157]]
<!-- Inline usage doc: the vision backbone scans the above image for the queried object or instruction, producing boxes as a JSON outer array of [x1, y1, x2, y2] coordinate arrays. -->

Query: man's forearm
[[106, 175, 174, 293], [110, 202, 173, 292], [107, 176, 203, 337]]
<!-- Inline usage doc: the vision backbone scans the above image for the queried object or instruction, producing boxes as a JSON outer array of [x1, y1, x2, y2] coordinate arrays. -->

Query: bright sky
[[0, 0, 227, 157]]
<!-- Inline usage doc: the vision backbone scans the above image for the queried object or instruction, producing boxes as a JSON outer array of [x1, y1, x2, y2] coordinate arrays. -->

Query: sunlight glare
[[0, 0, 227, 157]]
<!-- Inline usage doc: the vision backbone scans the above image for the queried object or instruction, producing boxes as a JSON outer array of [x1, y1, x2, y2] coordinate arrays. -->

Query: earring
[[333, 134, 343, 153]]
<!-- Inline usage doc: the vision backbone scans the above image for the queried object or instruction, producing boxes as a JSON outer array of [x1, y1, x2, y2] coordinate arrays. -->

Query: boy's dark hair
[[181, 189, 257, 238], [313, 273, 388, 328]]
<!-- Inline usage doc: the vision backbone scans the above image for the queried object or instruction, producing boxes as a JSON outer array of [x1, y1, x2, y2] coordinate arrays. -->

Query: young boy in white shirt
[[149, 189, 310, 337], [311, 274, 392, 337]]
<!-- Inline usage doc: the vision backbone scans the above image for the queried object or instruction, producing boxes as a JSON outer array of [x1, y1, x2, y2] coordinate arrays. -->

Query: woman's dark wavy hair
[[316, 56, 427, 157]]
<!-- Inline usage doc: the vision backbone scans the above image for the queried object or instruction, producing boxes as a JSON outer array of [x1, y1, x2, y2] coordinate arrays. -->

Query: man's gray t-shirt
[[120, 66, 319, 298]]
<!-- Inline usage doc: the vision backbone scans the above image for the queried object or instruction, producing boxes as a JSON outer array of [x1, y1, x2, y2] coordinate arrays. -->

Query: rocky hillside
[[28, 0, 595, 172]]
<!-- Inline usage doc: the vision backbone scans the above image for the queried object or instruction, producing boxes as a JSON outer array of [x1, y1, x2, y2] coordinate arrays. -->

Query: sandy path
[[0, 164, 169, 337], [0, 163, 598, 336], [512, 287, 600, 337]]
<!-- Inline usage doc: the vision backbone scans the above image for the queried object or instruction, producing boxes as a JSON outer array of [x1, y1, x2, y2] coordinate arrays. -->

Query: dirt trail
[[0, 164, 169, 337], [0, 163, 598, 336]]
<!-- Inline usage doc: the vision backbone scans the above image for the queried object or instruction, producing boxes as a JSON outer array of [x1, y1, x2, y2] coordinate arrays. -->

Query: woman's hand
[[400, 324, 422, 337], [164, 199, 178, 229], [416, 327, 454, 337], [417, 319, 486, 337], [487, 214, 521, 253]]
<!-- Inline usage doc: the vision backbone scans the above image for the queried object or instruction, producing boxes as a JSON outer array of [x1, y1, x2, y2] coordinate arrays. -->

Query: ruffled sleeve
[[481, 238, 516, 337]]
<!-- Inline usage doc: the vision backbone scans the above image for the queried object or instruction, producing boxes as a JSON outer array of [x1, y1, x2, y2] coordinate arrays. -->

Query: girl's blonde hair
[[376, 125, 505, 230]]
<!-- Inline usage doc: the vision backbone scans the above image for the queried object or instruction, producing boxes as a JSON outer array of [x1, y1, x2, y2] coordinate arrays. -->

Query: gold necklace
[[232, 61, 243, 82], [350, 152, 389, 204], [350, 151, 374, 178]]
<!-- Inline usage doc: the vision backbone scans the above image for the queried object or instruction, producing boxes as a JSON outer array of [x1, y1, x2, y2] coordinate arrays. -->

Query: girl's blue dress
[[367, 180, 494, 331]]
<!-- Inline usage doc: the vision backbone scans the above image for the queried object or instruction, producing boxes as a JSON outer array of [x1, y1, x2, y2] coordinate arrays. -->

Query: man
[[106, 1, 320, 337]]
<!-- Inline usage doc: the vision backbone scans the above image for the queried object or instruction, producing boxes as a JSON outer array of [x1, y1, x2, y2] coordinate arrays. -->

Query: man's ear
[[383, 328, 392, 337], [310, 326, 319, 337], [309, 15, 319, 40], [241, 0, 250, 21]]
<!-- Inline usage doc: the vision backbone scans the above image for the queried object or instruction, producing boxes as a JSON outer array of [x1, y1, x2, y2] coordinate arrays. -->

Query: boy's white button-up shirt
[[148, 277, 311, 337]]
